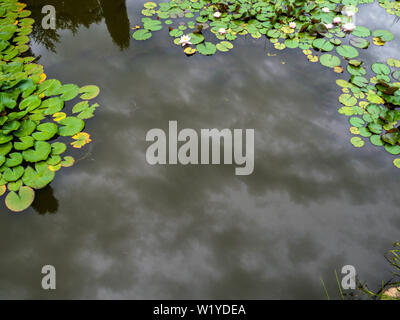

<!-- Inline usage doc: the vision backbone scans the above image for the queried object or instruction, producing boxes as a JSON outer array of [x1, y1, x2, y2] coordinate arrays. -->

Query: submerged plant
[[0, 0, 100, 212], [133, 0, 400, 169]]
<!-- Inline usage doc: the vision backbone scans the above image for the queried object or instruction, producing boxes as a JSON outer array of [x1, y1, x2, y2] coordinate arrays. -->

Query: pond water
[[0, 0, 399, 299]]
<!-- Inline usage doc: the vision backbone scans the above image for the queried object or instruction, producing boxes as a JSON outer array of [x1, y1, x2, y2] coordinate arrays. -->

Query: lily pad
[[79, 85, 100, 100], [5, 186, 34, 212], [22, 162, 55, 189], [58, 117, 85, 137]]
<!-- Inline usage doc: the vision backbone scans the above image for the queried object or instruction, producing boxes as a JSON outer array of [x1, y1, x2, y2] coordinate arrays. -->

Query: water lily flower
[[289, 22, 296, 29], [322, 7, 330, 13], [324, 23, 334, 29], [333, 17, 341, 24], [345, 10, 355, 17], [214, 11, 221, 18], [179, 35, 192, 46], [218, 28, 227, 35], [343, 22, 356, 32]]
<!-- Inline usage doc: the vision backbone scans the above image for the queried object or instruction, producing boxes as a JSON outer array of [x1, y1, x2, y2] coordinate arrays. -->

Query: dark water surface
[[0, 0, 399, 299]]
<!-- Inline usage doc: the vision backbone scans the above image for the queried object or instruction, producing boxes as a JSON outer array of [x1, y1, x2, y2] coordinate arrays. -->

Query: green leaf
[[349, 37, 370, 49], [14, 136, 34, 151], [22, 162, 55, 189], [373, 29, 394, 42], [352, 26, 371, 38], [5, 186, 35, 213], [339, 94, 357, 106], [216, 41, 233, 52], [197, 42, 217, 55], [79, 85, 100, 100], [14, 120, 37, 138], [336, 45, 359, 59], [3, 166, 24, 182], [350, 137, 364, 148], [58, 117, 85, 137], [371, 63, 391, 75], [312, 38, 334, 52], [133, 29, 152, 40], [22, 141, 51, 162], [5, 152, 23, 167], [320, 54, 341, 68], [32, 122, 58, 141]]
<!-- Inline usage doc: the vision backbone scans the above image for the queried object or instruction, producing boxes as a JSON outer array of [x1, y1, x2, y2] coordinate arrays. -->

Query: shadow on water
[[31, 186, 58, 215], [27, 0, 130, 52]]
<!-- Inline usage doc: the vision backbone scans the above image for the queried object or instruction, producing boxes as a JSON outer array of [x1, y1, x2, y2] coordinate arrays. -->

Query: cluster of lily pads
[[0, 0, 100, 212], [378, 0, 400, 17], [133, 0, 400, 168]]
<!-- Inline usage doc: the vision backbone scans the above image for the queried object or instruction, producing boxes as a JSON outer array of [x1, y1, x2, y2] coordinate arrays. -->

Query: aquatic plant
[[133, 0, 400, 169], [0, 0, 100, 212]]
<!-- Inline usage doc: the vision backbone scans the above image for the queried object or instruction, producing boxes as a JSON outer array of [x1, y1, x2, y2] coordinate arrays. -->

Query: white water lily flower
[[289, 22, 296, 29], [324, 23, 334, 29], [218, 28, 227, 35], [179, 35, 192, 46], [214, 11, 221, 18], [345, 10, 355, 17], [343, 22, 356, 32], [322, 7, 330, 13], [333, 17, 341, 24]]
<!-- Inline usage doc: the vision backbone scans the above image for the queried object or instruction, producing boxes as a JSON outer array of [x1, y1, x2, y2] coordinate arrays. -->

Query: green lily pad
[[133, 29, 152, 40], [216, 41, 234, 52], [22, 141, 51, 162], [339, 94, 357, 106], [385, 144, 400, 155], [350, 137, 364, 148], [312, 38, 334, 52], [22, 162, 55, 189], [336, 45, 359, 59], [79, 85, 100, 100], [320, 54, 341, 68], [58, 117, 85, 137], [352, 26, 371, 38], [371, 63, 391, 75], [14, 136, 34, 151], [14, 120, 37, 137], [32, 122, 58, 141], [373, 29, 394, 42], [51, 142, 67, 155], [197, 42, 217, 55], [5, 186, 35, 213], [5, 152, 23, 167], [349, 37, 370, 49], [3, 166, 24, 182]]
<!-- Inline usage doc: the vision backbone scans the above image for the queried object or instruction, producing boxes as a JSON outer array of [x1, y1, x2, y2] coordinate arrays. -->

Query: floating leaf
[[336, 45, 359, 59], [22, 162, 55, 189], [197, 42, 216, 55], [71, 132, 92, 149], [320, 54, 341, 68], [373, 29, 394, 42], [350, 137, 364, 148], [133, 29, 152, 40], [5, 186, 34, 212], [22, 141, 51, 163], [58, 117, 85, 137], [79, 85, 100, 100]]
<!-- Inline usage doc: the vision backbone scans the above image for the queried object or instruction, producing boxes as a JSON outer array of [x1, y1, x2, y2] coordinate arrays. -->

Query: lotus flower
[[179, 35, 192, 46], [324, 23, 334, 29], [345, 10, 355, 17], [343, 23, 356, 32], [289, 22, 296, 29], [333, 17, 341, 24], [322, 7, 330, 13], [214, 11, 221, 18], [218, 28, 227, 35]]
